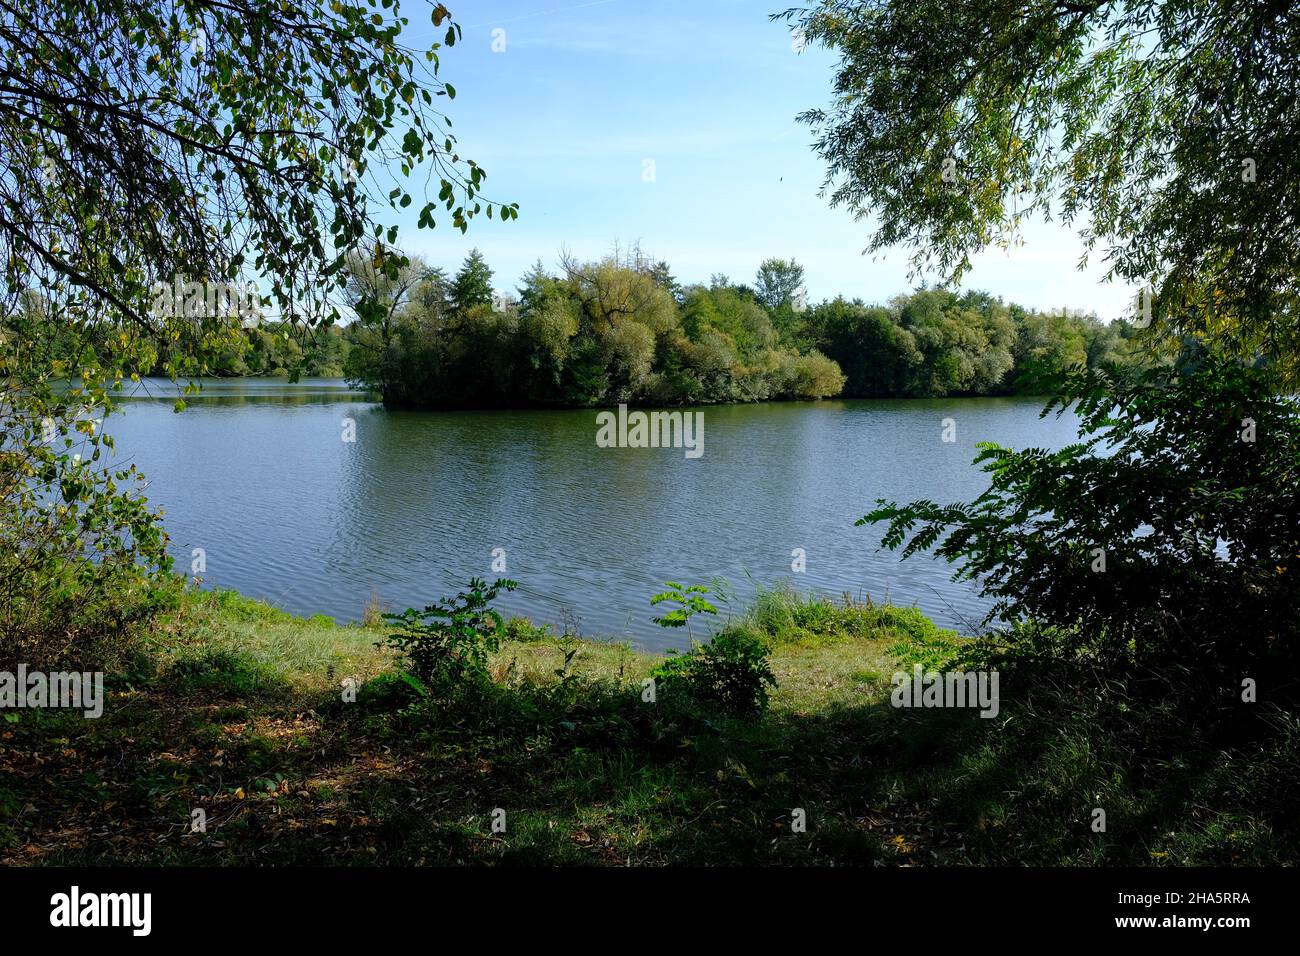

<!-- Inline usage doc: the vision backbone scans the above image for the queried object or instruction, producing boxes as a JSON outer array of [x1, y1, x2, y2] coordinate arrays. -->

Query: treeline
[[341, 249, 846, 408], [120, 321, 352, 378], [806, 288, 1141, 398], [21, 249, 1141, 402], [339, 248, 1142, 407], [186, 322, 353, 379], [6, 310, 357, 380]]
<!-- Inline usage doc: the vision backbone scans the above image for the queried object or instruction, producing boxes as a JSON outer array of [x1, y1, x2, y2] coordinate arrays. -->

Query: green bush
[[864, 358, 1300, 691], [504, 616, 553, 643], [652, 626, 777, 716], [0, 557, 181, 671], [355, 670, 425, 713], [383, 578, 518, 697]]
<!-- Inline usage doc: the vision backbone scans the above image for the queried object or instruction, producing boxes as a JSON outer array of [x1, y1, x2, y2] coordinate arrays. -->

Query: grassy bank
[[1, 588, 1296, 865]]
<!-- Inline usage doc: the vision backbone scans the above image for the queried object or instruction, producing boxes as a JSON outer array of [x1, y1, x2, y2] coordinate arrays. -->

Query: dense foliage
[[0, 370, 181, 670], [806, 287, 1139, 397], [651, 626, 778, 716], [17, 243, 1142, 402], [384, 578, 518, 697], [779, 0, 1300, 379], [339, 248, 1139, 407], [788, 0, 1300, 706], [11, 319, 360, 379], [863, 357, 1300, 693], [342, 249, 846, 407], [1, 0, 501, 667], [2, 0, 510, 337]]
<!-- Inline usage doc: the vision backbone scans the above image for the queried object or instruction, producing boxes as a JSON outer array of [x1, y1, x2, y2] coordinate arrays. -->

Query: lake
[[105, 378, 1080, 650]]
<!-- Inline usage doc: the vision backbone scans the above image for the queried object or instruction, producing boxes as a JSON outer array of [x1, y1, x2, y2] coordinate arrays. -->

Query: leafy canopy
[[861, 357, 1300, 677], [1, 0, 517, 352], [1, 0, 510, 665], [778, 1, 1300, 370]]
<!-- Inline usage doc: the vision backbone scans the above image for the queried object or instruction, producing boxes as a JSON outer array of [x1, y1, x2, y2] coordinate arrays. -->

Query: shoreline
[[3, 585, 1294, 866]]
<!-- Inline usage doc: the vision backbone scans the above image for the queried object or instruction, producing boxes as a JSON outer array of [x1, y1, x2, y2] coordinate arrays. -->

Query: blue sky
[[391, 0, 1134, 319]]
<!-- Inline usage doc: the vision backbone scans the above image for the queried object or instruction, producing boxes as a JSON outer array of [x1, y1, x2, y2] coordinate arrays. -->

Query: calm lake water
[[105, 378, 1079, 650]]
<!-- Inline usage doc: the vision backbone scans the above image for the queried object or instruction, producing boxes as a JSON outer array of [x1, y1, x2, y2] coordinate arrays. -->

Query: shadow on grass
[[4, 649, 1298, 866]]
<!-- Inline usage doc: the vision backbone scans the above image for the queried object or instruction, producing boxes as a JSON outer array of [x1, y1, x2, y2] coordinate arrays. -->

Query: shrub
[[163, 649, 287, 696], [0, 556, 180, 671], [1, 383, 179, 670], [383, 578, 518, 696], [863, 358, 1300, 690], [652, 625, 777, 716], [504, 616, 553, 643], [355, 670, 425, 713]]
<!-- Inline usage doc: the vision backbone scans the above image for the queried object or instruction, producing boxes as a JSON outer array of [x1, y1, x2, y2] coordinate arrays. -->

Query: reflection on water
[[117, 377, 375, 408], [107, 377, 1079, 650]]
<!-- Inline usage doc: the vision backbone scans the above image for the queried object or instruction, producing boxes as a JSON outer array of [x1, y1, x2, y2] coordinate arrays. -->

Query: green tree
[[0, 1, 508, 663], [341, 247, 436, 404], [517, 259, 556, 315], [779, 0, 1300, 373], [649, 259, 684, 304], [862, 359, 1300, 685], [451, 248, 495, 314], [3, 1, 512, 350], [808, 298, 923, 396], [754, 257, 806, 316], [412, 267, 453, 321]]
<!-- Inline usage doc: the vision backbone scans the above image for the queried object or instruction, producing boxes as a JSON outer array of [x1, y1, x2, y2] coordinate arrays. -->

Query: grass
[[1, 584, 1296, 865]]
